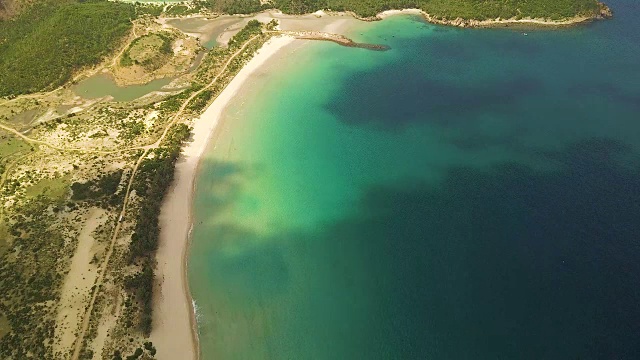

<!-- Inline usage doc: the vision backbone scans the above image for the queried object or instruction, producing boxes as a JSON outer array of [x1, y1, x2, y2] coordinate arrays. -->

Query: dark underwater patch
[[198, 137, 640, 358], [326, 70, 542, 130]]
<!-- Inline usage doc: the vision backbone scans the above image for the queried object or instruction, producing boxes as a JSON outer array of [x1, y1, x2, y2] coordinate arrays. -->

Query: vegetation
[[206, 0, 602, 20], [228, 19, 263, 48], [120, 20, 271, 338], [0, 0, 135, 97], [71, 170, 124, 209], [187, 90, 214, 112], [165, 2, 205, 16], [0, 18, 272, 358], [131, 124, 191, 260], [159, 87, 199, 113], [0, 0, 27, 20], [134, 3, 164, 18], [124, 264, 154, 335], [0, 133, 29, 160], [0, 196, 67, 359], [127, 123, 191, 335], [120, 32, 174, 71], [206, 0, 264, 14]]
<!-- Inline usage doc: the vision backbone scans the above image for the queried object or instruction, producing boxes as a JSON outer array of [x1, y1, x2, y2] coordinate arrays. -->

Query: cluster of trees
[[127, 123, 191, 335], [0, 196, 65, 358], [159, 86, 200, 113], [130, 125, 191, 260], [112, 341, 156, 360], [165, 2, 206, 16], [206, 0, 264, 14], [205, 0, 600, 20], [124, 263, 154, 335], [187, 90, 214, 112], [134, 3, 164, 18], [71, 170, 124, 203], [227, 19, 263, 48], [0, 0, 135, 97]]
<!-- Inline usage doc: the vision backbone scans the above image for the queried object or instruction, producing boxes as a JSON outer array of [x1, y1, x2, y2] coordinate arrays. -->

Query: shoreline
[[372, 6, 611, 28], [149, 3, 612, 358], [151, 35, 295, 360]]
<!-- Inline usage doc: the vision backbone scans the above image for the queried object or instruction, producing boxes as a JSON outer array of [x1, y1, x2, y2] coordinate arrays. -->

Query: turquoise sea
[[189, 1, 640, 358]]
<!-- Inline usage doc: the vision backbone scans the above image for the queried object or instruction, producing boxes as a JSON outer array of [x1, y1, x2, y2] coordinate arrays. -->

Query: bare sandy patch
[[54, 208, 108, 357], [90, 285, 123, 360]]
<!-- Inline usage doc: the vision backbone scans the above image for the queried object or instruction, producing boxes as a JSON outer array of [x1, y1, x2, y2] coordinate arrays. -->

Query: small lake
[[72, 74, 174, 102]]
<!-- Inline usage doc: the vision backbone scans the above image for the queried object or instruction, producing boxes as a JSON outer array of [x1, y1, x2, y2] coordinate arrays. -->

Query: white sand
[[377, 8, 424, 19], [151, 35, 295, 360]]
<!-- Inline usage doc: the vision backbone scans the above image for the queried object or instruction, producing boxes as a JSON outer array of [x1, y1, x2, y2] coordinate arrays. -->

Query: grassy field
[[0, 135, 29, 159], [0, 0, 135, 97], [24, 175, 70, 199]]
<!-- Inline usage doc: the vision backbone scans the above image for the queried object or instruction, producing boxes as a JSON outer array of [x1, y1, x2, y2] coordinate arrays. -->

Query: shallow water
[[167, 16, 245, 49], [72, 74, 173, 102], [190, 1, 640, 358]]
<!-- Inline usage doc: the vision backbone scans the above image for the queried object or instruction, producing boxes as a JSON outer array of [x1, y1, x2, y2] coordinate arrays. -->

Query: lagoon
[[71, 73, 173, 102]]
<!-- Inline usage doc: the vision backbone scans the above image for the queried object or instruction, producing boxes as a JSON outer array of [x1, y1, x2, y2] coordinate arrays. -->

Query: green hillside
[[0, 0, 134, 97], [208, 0, 602, 20]]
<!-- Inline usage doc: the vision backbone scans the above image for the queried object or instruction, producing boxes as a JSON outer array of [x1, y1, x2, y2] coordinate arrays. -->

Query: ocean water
[[188, 1, 640, 358]]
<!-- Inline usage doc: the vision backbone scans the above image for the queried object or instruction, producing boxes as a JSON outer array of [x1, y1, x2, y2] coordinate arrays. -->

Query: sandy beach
[[376, 8, 597, 27], [151, 35, 295, 360]]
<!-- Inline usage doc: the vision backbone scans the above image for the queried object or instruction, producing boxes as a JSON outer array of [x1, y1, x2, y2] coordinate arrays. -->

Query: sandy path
[[151, 35, 295, 360], [54, 208, 107, 357], [90, 290, 122, 359]]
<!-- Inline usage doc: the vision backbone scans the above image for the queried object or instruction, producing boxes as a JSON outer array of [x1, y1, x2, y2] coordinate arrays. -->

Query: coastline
[[148, 3, 613, 358], [151, 35, 295, 360], [373, 5, 611, 28]]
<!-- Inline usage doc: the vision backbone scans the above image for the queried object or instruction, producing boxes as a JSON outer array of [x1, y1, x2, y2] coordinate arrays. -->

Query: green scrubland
[[208, 0, 601, 20], [0, 0, 134, 97]]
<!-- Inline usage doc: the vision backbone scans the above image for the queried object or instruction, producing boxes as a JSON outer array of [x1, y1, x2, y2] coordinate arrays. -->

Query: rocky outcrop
[[597, 2, 613, 19], [361, 3, 613, 28]]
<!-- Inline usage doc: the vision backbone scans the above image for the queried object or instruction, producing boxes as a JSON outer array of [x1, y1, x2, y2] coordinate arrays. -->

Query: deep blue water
[[190, 1, 640, 358]]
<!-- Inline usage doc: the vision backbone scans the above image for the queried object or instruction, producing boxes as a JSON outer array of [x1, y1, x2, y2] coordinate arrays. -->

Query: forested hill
[[209, 0, 603, 20], [0, 0, 134, 97]]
